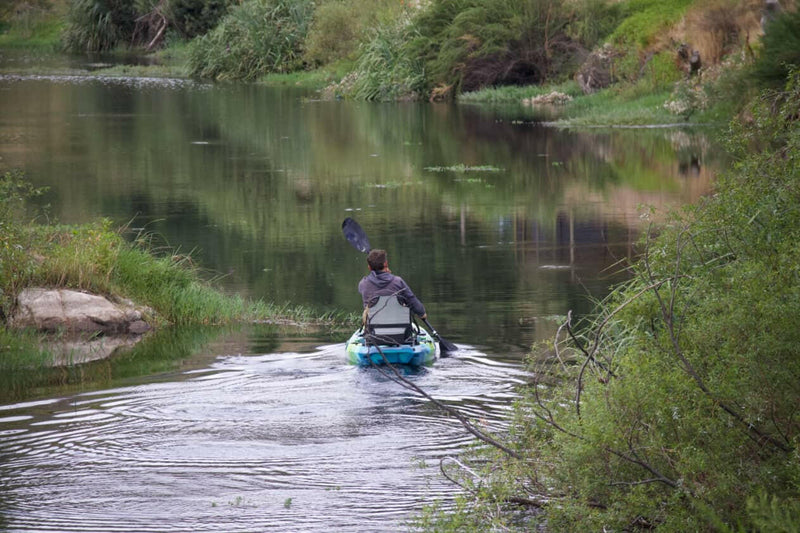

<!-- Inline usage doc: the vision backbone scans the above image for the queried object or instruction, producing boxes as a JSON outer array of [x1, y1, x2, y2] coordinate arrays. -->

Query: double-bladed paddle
[[341, 217, 457, 355]]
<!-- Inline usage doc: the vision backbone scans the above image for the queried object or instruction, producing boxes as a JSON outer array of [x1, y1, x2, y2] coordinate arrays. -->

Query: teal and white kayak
[[345, 328, 438, 366]]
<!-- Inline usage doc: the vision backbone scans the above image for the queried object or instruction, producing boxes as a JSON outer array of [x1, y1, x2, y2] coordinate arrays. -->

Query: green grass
[[0, 213, 357, 374], [556, 85, 678, 126], [609, 0, 695, 49], [0, 14, 63, 49], [187, 0, 314, 81], [460, 79, 681, 127], [0, 327, 52, 372], [260, 62, 351, 90]]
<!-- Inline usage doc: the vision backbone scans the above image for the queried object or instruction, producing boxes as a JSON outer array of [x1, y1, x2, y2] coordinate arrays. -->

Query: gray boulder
[[11, 288, 151, 335]]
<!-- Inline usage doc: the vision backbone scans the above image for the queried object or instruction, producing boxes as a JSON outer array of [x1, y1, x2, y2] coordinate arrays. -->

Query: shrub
[[408, 0, 579, 96], [62, 0, 140, 52], [752, 8, 800, 88], [429, 68, 800, 530], [187, 0, 315, 81], [304, 1, 360, 65], [566, 0, 625, 50], [304, 0, 401, 67], [166, 0, 232, 39], [62, 0, 233, 52], [345, 15, 425, 101]]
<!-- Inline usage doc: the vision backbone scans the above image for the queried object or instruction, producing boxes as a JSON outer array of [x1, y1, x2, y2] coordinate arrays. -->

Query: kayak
[[345, 328, 438, 366]]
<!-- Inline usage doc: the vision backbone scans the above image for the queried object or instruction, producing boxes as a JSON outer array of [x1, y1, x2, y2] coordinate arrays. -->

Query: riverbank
[[0, 46, 739, 130], [0, 170, 355, 372], [415, 69, 800, 531], [0, 0, 750, 129], [1, 0, 774, 129]]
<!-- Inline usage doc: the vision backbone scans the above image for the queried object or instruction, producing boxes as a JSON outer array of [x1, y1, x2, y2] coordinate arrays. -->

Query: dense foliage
[[166, 0, 230, 39], [187, 0, 314, 80], [343, 0, 698, 100], [418, 70, 800, 531], [48, 0, 778, 102], [62, 0, 139, 52], [407, 0, 578, 95], [752, 7, 800, 89], [343, 15, 426, 101], [62, 0, 234, 52], [302, 0, 402, 67]]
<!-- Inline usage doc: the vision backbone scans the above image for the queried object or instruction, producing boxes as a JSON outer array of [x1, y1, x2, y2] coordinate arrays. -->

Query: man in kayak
[[358, 249, 427, 320]]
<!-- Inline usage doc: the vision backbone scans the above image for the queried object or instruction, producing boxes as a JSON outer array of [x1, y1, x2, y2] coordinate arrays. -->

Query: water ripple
[[0, 343, 528, 532]]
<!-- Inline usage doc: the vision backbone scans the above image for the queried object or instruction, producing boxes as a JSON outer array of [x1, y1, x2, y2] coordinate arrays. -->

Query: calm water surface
[[0, 70, 720, 531]]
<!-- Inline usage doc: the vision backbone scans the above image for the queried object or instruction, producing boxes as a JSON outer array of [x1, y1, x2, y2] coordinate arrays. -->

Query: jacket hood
[[365, 271, 393, 289]]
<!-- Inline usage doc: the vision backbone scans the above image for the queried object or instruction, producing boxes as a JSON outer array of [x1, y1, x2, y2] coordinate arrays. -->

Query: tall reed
[[187, 0, 314, 81]]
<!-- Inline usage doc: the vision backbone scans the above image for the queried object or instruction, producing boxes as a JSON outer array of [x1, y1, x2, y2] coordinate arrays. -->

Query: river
[[0, 69, 718, 531]]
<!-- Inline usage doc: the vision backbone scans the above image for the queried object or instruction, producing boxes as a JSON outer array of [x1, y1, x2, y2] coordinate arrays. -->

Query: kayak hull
[[345, 329, 437, 366]]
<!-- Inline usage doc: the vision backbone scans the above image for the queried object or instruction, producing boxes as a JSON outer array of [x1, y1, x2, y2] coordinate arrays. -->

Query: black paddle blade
[[342, 217, 371, 253], [422, 317, 457, 356], [438, 338, 458, 355]]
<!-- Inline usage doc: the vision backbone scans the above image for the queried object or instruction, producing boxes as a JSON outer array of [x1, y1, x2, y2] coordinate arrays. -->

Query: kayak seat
[[366, 295, 413, 346]]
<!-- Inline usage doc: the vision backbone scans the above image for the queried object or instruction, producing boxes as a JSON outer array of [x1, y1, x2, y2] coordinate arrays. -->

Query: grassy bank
[[461, 80, 681, 127], [0, 170, 354, 368]]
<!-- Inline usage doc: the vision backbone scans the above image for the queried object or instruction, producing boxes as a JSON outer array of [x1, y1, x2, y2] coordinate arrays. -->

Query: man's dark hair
[[367, 249, 387, 271]]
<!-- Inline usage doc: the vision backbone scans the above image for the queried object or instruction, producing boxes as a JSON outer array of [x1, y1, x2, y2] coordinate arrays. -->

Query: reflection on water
[[0, 70, 725, 531], [0, 329, 526, 532], [0, 75, 720, 355]]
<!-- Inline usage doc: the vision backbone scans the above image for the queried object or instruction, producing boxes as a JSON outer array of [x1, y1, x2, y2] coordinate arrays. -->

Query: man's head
[[367, 249, 388, 271]]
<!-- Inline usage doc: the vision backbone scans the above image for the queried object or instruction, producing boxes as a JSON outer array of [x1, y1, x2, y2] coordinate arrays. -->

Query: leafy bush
[[62, 0, 233, 52], [407, 0, 579, 96], [62, 0, 140, 52], [187, 0, 314, 81], [752, 8, 800, 88], [304, 1, 360, 66], [544, 70, 800, 530], [304, 0, 401, 67], [423, 69, 800, 530], [166, 0, 231, 39], [566, 0, 625, 50], [344, 15, 425, 101]]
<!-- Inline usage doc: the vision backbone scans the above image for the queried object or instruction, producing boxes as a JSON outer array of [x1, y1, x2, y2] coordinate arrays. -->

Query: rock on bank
[[11, 288, 151, 334], [9, 288, 153, 366]]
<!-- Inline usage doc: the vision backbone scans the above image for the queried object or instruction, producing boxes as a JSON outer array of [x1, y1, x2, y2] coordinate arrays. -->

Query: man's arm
[[398, 278, 426, 318]]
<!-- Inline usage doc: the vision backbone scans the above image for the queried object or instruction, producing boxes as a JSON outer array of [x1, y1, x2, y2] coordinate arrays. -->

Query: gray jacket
[[358, 271, 426, 317]]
